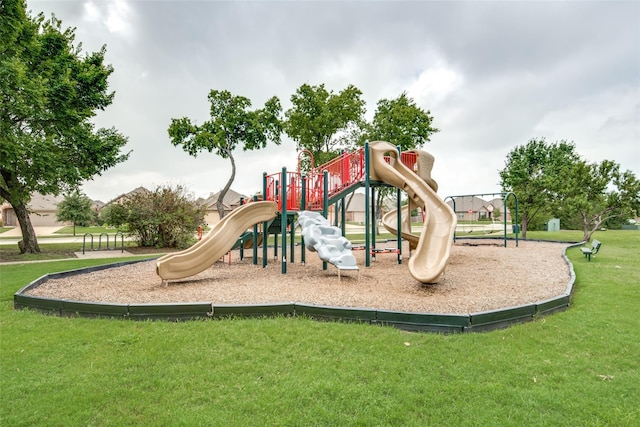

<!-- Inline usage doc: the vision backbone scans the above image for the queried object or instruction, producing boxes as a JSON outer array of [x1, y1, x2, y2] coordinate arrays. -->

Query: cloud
[[81, 0, 135, 38], [27, 0, 640, 203]]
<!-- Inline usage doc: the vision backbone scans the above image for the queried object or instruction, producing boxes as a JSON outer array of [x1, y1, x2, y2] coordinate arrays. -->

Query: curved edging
[[14, 244, 581, 332]]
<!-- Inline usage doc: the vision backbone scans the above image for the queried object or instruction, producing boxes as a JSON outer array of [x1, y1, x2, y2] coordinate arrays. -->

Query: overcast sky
[[30, 0, 639, 203]]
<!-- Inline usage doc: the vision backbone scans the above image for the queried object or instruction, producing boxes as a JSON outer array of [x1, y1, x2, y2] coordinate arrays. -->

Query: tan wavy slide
[[370, 141, 457, 283], [156, 201, 278, 281]]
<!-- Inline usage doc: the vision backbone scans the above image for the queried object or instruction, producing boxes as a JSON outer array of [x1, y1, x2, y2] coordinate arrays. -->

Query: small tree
[[99, 203, 128, 229], [124, 185, 206, 249], [168, 90, 282, 219], [56, 190, 93, 235]]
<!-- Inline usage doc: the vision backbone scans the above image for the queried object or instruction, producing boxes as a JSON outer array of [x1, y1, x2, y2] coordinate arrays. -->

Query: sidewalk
[[0, 227, 135, 246], [0, 226, 139, 263], [1, 226, 65, 238]]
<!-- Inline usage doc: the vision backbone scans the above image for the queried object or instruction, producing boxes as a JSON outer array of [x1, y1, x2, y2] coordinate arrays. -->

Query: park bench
[[580, 239, 602, 261]]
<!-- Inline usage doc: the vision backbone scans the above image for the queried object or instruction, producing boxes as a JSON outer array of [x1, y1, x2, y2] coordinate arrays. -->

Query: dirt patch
[[26, 239, 572, 315]]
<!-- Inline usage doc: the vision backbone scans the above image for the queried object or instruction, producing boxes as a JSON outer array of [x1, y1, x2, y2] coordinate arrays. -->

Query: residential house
[[446, 196, 512, 223], [201, 188, 250, 225], [326, 191, 396, 224], [1, 193, 66, 227], [106, 186, 151, 206]]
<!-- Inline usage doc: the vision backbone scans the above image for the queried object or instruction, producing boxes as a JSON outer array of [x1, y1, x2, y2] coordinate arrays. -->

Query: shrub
[[99, 203, 128, 228], [123, 185, 205, 248]]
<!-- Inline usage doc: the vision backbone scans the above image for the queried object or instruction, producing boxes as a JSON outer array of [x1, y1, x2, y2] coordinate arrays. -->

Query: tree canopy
[[284, 83, 366, 168], [554, 159, 640, 241], [168, 89, 283, 218], [500, 138, 639, 240], [0, 0, 129, 253], [366, 91, 439, 150], [499, 138, 581, 237]]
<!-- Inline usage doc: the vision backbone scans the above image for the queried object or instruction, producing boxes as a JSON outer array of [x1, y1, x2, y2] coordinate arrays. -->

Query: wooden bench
[[580, 239, 602, 261]]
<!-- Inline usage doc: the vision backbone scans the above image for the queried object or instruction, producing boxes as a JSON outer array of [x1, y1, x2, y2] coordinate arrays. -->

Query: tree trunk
[[13, 202, 41, 253], [520, 214, 529, 239], [581, 212, 603, 242], [216, 151, 237, 219]]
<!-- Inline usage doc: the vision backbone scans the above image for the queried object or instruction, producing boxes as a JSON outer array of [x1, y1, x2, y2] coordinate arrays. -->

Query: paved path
[[0, 226, 133, 246], [0, 226, 140, 264], [1, 226, 65, 238]]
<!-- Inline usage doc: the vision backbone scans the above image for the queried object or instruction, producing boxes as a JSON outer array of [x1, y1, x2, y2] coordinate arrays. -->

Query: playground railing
[[265, 170, 303, 211], [264, 146, 419, 212]]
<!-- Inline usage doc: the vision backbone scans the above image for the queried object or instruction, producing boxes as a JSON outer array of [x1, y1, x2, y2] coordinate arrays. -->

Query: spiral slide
[[369, 141, 457, 283], [156, 201, 278, 281], [382, 204, 418, 251]]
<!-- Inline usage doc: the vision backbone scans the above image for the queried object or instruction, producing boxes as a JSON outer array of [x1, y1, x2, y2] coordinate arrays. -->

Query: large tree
[[0, 1, 129, 253], [168, 90, 282, 219], [284, 83, 366, 169], [499, 138, 580, 238], [555, 160, 640, 241]]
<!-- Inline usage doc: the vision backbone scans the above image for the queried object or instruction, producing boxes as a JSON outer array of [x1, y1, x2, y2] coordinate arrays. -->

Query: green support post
[[364, 141, 371, 267], [341, 197, 346, 236], [281, 167, 287, 274], [301, 175, 306, 265], [395, 145, 402, 264], [396, 187, 402, 264], [322, 170, 328, 271], [262, 173, 268, 268], [253, 195, 259, 265], [371, 186, 376, 261]]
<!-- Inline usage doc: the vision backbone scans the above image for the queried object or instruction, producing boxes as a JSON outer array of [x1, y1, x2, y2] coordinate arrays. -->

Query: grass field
[[1, 230, 639, 426]]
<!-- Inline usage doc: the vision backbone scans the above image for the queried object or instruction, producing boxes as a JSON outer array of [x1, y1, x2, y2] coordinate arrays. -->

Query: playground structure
[[155, 141, 457, 283], [156, 201, 278, 281], [297, 210, 358, 273]]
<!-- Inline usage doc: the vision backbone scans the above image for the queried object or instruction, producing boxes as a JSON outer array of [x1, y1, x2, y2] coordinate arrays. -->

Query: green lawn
[[1, 231, 638, 426]]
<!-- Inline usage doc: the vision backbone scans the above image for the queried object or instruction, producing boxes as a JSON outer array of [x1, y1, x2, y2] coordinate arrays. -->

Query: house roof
[[27, 193, 65, 211], [107, 186, 151, 205], [1, 192, 97, 212], [202, 188, 249, 210]]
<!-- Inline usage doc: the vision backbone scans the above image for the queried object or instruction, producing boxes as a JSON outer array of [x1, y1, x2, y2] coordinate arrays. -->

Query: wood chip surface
[[26, 240, 572, 314]]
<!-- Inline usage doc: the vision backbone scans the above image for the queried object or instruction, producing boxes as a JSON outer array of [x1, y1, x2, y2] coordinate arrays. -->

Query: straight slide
[[369, 141, 457, 283], [156, 201, 278, 281]]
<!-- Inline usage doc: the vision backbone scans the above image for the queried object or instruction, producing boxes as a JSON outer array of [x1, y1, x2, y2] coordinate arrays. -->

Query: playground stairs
[[267, 212, 297, 234]]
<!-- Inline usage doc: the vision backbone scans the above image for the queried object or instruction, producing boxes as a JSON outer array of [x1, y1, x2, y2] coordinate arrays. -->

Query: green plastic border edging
[[13, 243, 581, 332]]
